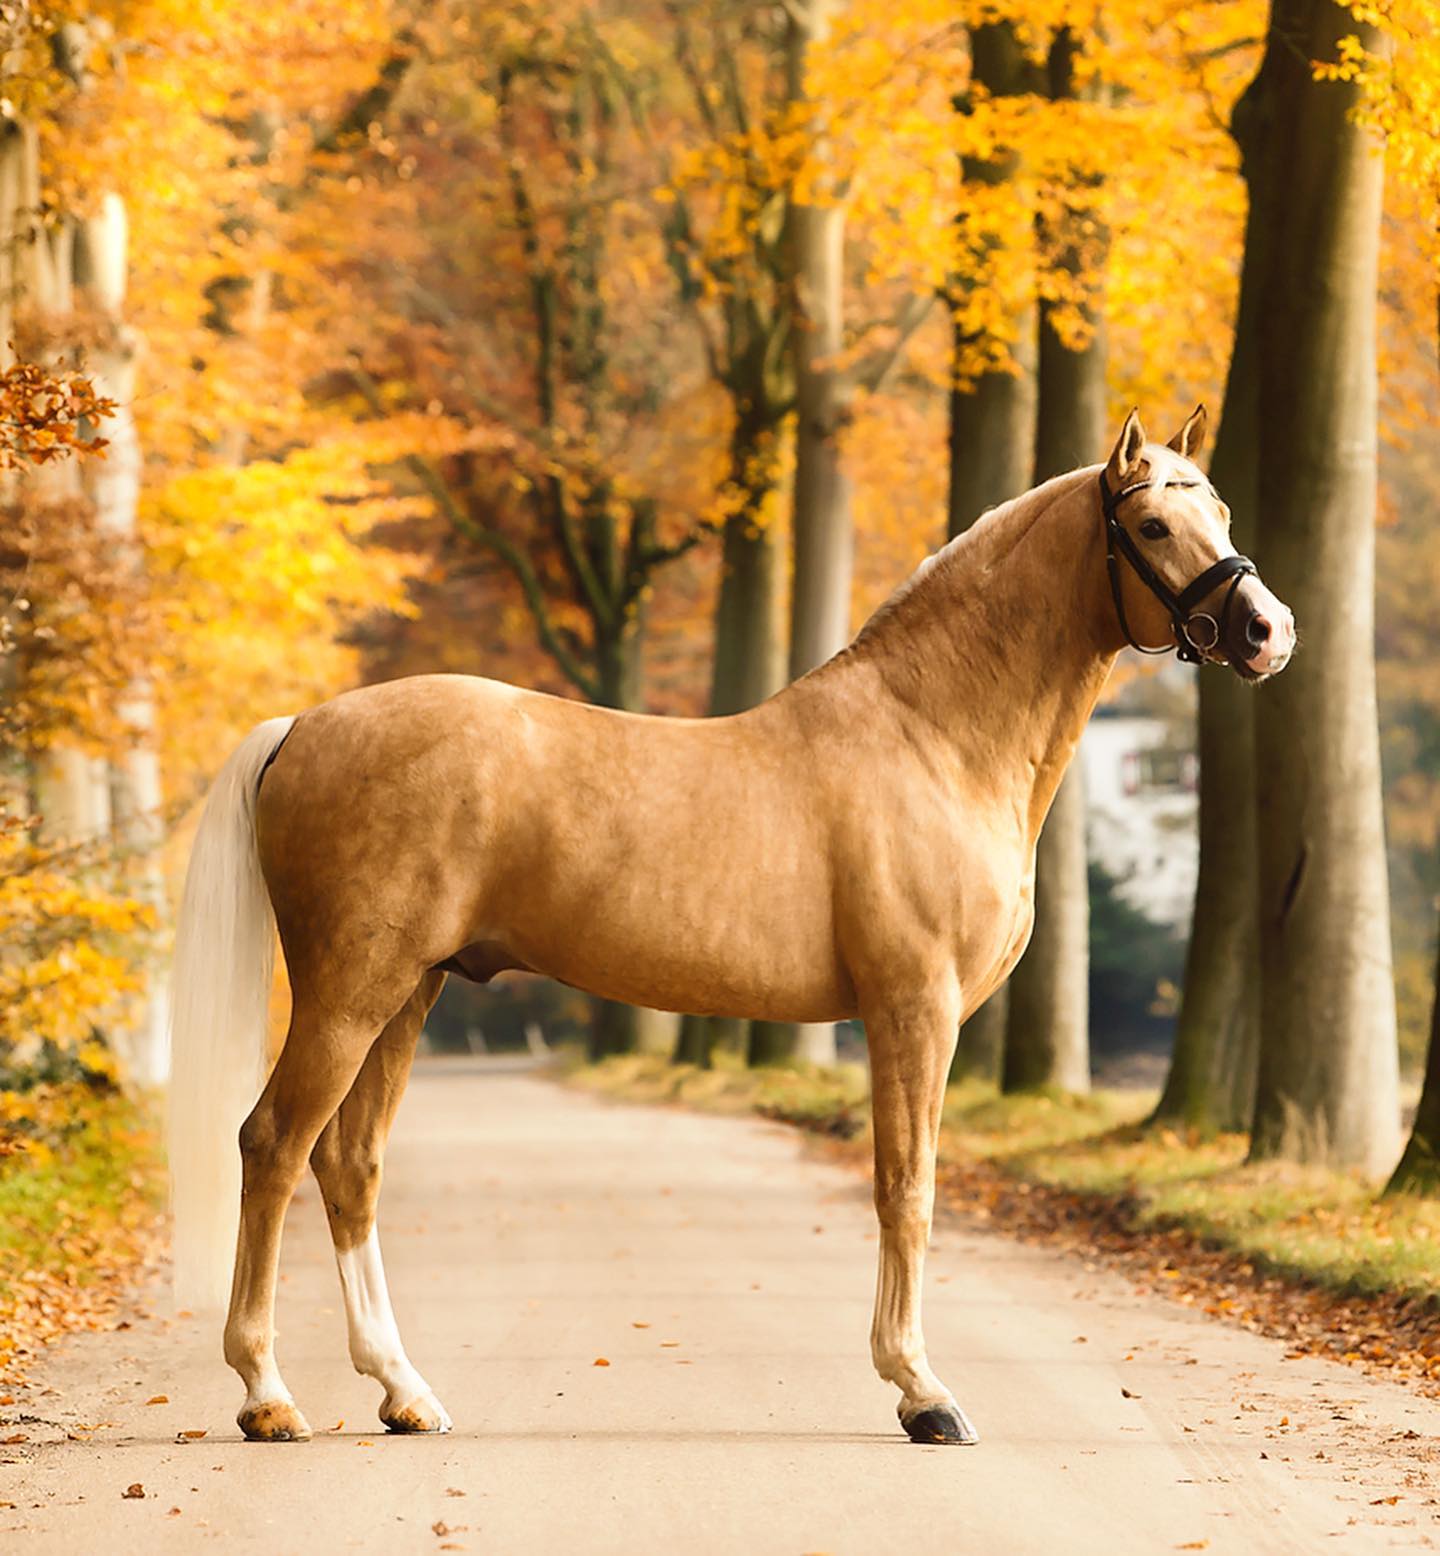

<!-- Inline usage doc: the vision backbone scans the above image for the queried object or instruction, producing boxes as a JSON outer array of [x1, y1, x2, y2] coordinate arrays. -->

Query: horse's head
[[1096, 407, 1295, 680]]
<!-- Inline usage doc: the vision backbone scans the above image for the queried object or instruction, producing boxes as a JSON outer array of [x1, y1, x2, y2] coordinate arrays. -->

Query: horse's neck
[[827, 470, 1120, 839]]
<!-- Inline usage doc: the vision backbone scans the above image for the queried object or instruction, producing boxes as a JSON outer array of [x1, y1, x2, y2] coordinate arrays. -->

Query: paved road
[[5, 1062, 1439, 1553]]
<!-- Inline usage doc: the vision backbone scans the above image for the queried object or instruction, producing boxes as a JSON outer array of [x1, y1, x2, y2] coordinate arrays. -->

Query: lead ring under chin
[[1183, 613, 1220, 653]]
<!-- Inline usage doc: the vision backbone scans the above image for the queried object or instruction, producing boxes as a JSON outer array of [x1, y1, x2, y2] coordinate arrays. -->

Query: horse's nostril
[[1247, 613, 1272, 649]]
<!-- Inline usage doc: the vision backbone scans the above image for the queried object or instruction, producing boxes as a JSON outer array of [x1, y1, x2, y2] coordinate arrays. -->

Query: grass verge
[[567, 1053, 1440, 1386], [0, 1082, 165, 1380]]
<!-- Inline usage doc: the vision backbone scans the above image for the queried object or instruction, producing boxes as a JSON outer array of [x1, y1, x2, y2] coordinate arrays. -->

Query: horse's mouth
[[1233, 648, 1292, 683]]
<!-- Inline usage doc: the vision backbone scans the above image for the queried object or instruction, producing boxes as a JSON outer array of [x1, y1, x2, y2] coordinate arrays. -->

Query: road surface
[[4, 1060, 1439, 1553]]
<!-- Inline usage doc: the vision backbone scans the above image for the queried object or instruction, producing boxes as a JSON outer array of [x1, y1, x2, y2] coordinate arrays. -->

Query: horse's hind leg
[[309, 969, 448, 1434], [224, 979, 414, 1443], [864, 974, 978, 1446]]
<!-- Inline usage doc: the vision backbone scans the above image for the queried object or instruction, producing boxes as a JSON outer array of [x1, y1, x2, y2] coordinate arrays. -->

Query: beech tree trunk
[[76, 194, 171, 1086], [1387, 921, 1440, 1195], [673, 421, 787, 1069], [1000, 28, 1101, 1096], [1000, 299, 1100, 1094], [1003, 761, 1090, 1093], [588, 620, 653, 1061], [23, 134, 112, 851], [946, 321, 1035, 1084], [946, 20, 1040, 1086], [745, 0, 850, 1071], [1154, 64, 1273, 1134], [1247, 1, 1399, 1175]]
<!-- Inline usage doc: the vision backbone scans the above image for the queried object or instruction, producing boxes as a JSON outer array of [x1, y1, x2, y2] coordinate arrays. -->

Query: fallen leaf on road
[[2, 1433, 26, 1444], [1370, 1496, 1401, 1506], [0, 1395, 13, 1406], [122, 1483, 145, 1499], [356, 1440, 374, 1447], [660, 1341, 680, 1348], [1175, 1543, 1208, 1551], [328, 1421, 345, 1432], [167, 1508, 181, 1517], [177, 1429, 207, 1441], [593, 1357, 610, 1367], [144, 1395, 168, 1406], [1073, 1336, 1087, 1344], [445, 1488, 466, 1497], [439, 1546, 465, 1552], [631, 1321, 650, 1329], [1121, 1388, 1141, 1400]]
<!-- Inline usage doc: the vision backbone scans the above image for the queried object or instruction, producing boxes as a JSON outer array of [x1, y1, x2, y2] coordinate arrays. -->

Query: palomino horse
[[169, 408, 1295, 1446]]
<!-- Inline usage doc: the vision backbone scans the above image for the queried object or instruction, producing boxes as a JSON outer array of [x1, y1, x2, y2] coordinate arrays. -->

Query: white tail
[[168, 715, 297, 1312]]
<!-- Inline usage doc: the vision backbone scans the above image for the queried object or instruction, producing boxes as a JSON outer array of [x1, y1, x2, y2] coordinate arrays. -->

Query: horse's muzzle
[[1240, 601, 1295, 677]]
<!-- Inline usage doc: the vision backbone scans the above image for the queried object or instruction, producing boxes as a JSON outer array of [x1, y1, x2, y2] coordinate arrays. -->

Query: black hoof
[[903, 1404, 979, 1446]]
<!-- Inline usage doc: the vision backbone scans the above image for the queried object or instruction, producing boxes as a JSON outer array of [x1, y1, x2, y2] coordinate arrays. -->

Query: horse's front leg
[[864, 977, 978, 1445]]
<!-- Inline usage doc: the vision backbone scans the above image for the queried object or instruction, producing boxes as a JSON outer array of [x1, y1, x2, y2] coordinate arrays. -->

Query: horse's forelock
[[1139, 442, 1204, 489]]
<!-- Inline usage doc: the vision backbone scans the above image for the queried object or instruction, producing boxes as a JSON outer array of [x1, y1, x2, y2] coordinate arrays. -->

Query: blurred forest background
[[2, 0, 1440, 1354]]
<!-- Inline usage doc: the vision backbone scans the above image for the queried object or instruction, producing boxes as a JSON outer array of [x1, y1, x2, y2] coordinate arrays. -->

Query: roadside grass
[[0, 1082, 165, 1378], [566, 1053, 1440, 1319]]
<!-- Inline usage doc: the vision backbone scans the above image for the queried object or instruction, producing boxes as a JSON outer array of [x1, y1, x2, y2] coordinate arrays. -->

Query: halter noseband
[[1098, 471, 1256, 666]]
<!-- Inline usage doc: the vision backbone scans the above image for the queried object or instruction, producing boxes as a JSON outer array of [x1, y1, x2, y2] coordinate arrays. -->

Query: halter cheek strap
[[1098, 471, 1256, 665]]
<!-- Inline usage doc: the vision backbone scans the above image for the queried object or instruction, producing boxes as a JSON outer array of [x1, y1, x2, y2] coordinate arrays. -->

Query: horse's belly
[[494, 847, 853, 1022]]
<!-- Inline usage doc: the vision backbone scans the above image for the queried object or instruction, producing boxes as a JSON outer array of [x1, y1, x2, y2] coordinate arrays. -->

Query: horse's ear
[[1167, 404, 1208, 460], [1106, 408, 1146, 485]]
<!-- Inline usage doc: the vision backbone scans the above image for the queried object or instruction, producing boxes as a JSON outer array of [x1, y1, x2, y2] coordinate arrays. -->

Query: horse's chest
[[953, 838, 1035, 996]]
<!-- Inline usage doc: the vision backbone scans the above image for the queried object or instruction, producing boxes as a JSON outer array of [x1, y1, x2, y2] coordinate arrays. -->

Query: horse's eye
[[1139, 519, 1169, 541]]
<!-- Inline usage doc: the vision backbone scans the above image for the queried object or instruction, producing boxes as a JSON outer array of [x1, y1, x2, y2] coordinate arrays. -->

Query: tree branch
[[314, 30, 418, 156], [348, 368, 600, 699], [846, 291, 936, 394]]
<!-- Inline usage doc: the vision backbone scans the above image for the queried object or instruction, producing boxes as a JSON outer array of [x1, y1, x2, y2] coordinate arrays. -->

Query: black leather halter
[[1098, 471, 1257, 665]]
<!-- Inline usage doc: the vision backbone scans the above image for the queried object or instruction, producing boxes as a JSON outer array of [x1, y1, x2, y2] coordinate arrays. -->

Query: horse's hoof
[[381, 1391, 452, 1434], [902, 1403, 979, 1446], [238, 1400, 313, 1442]]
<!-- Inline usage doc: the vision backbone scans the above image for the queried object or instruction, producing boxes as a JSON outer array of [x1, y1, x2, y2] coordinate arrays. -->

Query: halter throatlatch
[[1098, 471, 1257, 665]]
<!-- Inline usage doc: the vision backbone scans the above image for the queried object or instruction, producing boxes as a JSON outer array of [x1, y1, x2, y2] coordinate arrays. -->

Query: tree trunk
[[1387, 921, 1440, 1195], [24, 150, 112, 849], [1248, 1, 1399, 1175], [946, 323, 1036, 1085], [69, 193, 171, 1087], [709, 503, 786, 717], [945, 20, 1043, 1087], [587, 604, 655, 1062], [747, 0, 852, 1072], [789, 192, 852, 685], [998, 299, 1101, 1093], [1154, 65, 1273, 1134], [1004, 761, 1090, 1093], [673, 421, 788, 1069], [950, 992, 1008, 1085]]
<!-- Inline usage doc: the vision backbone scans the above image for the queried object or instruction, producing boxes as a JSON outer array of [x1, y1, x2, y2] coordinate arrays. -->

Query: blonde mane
[[848, 465, 1096, 653]]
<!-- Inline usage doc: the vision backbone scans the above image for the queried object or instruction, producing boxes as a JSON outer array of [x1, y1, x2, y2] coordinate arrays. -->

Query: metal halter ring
[[1182, 614, 1220, 653]]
